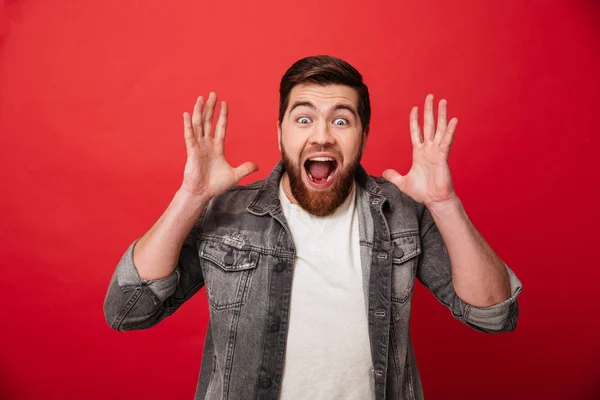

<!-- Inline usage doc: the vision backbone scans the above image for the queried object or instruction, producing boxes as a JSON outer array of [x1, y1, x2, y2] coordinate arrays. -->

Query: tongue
[[308, 161, 331, 180]]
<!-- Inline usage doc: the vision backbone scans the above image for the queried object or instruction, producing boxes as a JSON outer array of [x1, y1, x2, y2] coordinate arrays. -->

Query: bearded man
[[104, 55, 523, 400]]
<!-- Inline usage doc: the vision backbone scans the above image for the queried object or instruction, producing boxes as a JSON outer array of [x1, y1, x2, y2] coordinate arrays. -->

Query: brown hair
[[278, 55, 371, 134]]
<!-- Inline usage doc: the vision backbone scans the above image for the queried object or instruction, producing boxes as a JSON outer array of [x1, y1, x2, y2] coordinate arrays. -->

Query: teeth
[[307, 170, 334, 183], [309, 157, 334, 161]]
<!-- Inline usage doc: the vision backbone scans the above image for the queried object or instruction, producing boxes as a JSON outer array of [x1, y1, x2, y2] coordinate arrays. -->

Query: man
[[104, 55, 522, 400]]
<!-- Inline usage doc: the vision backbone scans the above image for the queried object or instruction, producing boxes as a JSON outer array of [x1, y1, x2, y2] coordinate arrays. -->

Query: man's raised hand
[[181, 92, 258, 200], [382, 94, 458, 208]]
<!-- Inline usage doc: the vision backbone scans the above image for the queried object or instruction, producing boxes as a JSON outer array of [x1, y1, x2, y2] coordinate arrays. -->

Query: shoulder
[[205, 178, 265, 213], [364, 175, 426, 231], [370, 175, 422, 211], [196, 176, 283, 244], [224, 179, 265, 196]]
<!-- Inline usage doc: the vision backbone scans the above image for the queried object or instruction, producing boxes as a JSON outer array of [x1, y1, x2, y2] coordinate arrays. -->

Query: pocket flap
[[200, 241, 258, 271], [391, 232, 422, 263]]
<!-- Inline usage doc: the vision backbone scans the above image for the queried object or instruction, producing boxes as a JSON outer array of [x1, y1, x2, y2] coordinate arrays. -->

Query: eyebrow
[[289, 101, 358, 118]]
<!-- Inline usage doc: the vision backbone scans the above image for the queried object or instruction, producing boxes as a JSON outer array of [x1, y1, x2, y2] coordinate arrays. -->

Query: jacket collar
[[246, 159, 387, 216]]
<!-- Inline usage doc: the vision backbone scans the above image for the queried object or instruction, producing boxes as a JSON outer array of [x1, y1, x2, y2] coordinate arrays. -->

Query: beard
[[281, 143, 362, 217]]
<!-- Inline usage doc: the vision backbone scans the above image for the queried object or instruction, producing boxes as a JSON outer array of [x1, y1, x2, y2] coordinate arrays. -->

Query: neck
[[281, 172, 299, 205]]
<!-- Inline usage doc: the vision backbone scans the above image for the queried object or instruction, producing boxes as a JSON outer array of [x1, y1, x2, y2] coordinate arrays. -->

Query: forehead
[[287, 83, 358, 111]]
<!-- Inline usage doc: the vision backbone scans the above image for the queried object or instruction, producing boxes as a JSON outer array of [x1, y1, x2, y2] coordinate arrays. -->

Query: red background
[[1, 1, 599, 399]]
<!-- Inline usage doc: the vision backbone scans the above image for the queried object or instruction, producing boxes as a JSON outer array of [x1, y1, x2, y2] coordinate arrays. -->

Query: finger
[[183, 112, 198, 155], [214, 101, 228, 141], [423, 94, 435, 141], [192, 96, 204, 138], [233, 161, 259, 183], [382, 169, 405, 191], [409, 106, 422, 145], [441, 118, 458, 150], [202, 92, 217, 138], [434, 99, 448, 145]]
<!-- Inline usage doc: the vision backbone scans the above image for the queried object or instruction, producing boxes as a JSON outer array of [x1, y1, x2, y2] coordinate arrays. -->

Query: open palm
[[383, 94, 458, 207], [181, 93, 258, 200]]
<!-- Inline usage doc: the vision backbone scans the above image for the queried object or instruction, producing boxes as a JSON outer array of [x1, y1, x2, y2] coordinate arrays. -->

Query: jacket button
[[393, 247, 404, 258], [224, 253, 234, 266], [274, 262, 285, 272], [268, 321, 280, 332], [260, 378, 271, 388]]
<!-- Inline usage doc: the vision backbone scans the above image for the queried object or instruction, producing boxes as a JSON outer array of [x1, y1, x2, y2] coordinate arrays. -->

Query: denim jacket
[[103, 160, 523, 400]]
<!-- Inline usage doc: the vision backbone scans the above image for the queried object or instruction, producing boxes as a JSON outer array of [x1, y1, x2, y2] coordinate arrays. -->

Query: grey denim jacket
[[103, 161, 523, 400]]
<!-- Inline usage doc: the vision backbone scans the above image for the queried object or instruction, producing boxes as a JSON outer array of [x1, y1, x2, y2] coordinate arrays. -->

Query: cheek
[[281, 138, 303, 159], [282, 130, 308, 156], [339, 137, 362, 161]]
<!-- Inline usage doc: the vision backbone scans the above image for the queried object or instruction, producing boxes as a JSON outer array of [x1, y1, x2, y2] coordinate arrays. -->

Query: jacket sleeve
[[103, 223, 205, 331], [416, 207, 523, 333]]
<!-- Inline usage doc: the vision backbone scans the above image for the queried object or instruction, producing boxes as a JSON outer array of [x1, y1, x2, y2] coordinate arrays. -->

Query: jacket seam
[[111, 287, 143, 330], [222, 304, 244, 399], [198, 234, 295, 258]]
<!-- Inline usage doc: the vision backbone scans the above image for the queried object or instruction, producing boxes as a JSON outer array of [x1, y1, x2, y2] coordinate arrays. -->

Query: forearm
[[427, 196, 511, 307], [133, 189, 209, 280]]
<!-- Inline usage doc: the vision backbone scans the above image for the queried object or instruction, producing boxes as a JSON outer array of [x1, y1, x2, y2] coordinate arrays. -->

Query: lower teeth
[[306, 170, 335, 183]]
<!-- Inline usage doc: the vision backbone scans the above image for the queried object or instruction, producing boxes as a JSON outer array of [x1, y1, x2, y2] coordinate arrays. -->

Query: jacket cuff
[[115, 239, 180, 302], [463, 264, 523, 332]]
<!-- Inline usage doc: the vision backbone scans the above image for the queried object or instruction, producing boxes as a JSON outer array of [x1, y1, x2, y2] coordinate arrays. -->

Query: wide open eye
[[333, 118, 348, 126], [297, 117, 312, 124]]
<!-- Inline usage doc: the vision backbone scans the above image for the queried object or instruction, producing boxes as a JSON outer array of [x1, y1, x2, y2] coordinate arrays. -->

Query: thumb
[[382, 169, 405, 190], [233, 161, 259, 183]]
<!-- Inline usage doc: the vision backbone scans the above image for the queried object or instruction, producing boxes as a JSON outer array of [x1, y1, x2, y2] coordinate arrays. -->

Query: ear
[[277, 120, 282, 152]]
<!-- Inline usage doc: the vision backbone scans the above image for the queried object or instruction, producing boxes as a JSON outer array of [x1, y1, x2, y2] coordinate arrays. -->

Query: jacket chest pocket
[[199, 241, 258, 311], [390, 232, 421, 303]]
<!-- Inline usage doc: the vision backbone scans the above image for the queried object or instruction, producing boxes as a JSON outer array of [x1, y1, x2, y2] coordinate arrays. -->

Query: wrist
[[176, 187, 211, 210], [426, 194, 463, 218]]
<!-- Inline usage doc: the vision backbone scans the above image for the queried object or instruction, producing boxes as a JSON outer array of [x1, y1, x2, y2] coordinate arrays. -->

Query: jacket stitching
[[112, 287, 143, 330]]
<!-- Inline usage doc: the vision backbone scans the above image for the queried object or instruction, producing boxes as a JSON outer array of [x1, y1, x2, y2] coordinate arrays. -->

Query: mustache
[[300, 145, 343, 161]]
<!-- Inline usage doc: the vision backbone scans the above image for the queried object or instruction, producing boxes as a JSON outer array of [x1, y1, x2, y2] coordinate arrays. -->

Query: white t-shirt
[[279, 179, 373, 400]]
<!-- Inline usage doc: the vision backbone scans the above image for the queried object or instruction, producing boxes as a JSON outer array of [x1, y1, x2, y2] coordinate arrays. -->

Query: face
[[278, 83, 367, 216]]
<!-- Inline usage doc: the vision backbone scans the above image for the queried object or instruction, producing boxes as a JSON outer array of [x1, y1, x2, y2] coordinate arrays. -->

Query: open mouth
[[304, 156, 338, 187]]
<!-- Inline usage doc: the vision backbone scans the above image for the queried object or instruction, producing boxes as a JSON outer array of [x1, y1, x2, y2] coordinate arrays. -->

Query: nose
[[308, 120, 336, 146]]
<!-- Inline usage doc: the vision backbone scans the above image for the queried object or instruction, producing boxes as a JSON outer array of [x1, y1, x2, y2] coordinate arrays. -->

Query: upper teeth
[[309, 157, 334, 161]]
